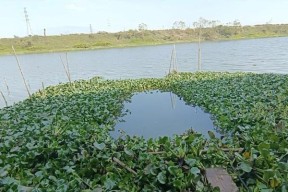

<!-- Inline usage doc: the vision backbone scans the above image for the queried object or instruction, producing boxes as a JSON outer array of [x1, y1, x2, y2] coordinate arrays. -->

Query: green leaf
[[168, 166, 178, 175], [0, 177, 17, 185], [49, 175, 57, 182], [190, 167, 200, 176], [239, 162, 252, 173], [258, 142, 270, 158], [35, 171, 43, 178], [196, 181, 205, 191], [18, 185, 33, 192], [185, 158, 197, 167], [157, 172, 166, 184], [212, 186, 221, 192], [124, 148, 134, 156], [208, 131, 216, 139], [172, 179, 182, 189], [93, 142, 105, 150], [282, 185, 287, 192], [104, 178, 116, 190], [263, 169, 275, 181], [0, 170, 8, 177], [144, 164, 156, 175], [63, 165, 75, 173]]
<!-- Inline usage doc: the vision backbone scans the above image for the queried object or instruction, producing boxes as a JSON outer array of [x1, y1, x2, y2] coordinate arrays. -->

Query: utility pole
[[197, 27, 202, 71], [89, 24, 93, 34], [169, 44, 178, 74], [24, 7, 33, 36]]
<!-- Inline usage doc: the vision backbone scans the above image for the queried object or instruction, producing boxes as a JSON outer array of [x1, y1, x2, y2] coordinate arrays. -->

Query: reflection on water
[[112, 91, 219, 139]]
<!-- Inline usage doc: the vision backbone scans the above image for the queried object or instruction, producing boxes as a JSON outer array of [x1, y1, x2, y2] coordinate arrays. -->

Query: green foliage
[[73, 43, 91, 49], [93, 42, 111, 47], [0, 72, 288, 191]]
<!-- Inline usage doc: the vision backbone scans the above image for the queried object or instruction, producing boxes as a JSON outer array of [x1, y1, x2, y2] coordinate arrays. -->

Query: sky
[[1, 0, 288, 38]]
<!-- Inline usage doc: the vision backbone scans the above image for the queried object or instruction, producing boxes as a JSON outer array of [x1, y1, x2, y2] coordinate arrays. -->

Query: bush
[[73, 43, 90, 48], [93, 42, 111, 47]]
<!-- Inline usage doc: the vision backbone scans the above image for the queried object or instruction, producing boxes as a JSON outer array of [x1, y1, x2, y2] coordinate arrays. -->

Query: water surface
[[1, 37, 288, 108], [112, 91, 219, 139]]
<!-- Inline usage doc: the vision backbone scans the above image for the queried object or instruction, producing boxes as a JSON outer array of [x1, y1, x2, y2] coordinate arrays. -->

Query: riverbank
[[0, 72, 287, 191], [1, 24, 288, 55]]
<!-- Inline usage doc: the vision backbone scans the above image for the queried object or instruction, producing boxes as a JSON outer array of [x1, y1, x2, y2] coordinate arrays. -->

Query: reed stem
[[4, 78, 10, 95], [169, 48, 174, 74], [169, 44, 178, 74], [198, 27, 202, 71], [12, 46, 31, 98], [65, 52, 72, 81], [42, 82, 45, 90], [0, 90, 8, 107], [60, 54, 71, 83], [112, 157, 137, 175]]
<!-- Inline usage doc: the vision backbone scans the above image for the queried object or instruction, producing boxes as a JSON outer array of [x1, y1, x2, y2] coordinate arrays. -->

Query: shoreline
[[0, 34, 287, 56]]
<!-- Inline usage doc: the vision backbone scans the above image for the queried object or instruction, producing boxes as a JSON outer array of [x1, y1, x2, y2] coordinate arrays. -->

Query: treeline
[[114, 23, 288, 41], [1, 22, 288, 55]]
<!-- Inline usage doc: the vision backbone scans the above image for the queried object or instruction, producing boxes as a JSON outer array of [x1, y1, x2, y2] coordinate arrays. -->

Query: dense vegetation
[[0, 72, 287, 191], [1, 23, 288, 55]]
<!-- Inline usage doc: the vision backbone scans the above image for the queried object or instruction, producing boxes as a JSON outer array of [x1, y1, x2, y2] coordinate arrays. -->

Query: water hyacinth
[[0, 72, 287, 191]]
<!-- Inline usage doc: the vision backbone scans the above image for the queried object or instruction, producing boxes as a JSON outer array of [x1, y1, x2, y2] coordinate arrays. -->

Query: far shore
[[1, 24, 288, 56]]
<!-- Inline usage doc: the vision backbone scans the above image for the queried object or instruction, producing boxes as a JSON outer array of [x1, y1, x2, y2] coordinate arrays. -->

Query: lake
[[1, 37, 288, 108]]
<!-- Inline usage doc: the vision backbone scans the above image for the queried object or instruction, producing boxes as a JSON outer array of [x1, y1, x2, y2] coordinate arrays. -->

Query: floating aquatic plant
[[0, 72, 287, 191]]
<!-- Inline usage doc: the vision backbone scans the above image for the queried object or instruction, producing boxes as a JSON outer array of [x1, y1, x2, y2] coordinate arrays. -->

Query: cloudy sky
[[1, 0, 288, 37]]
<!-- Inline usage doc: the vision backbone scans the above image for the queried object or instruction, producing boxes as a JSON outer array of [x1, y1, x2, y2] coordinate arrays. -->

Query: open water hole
[[112, 91, 220, 139]]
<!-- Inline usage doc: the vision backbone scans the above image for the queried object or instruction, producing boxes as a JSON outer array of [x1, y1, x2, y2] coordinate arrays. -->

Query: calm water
[[112, 91, 219, 139], [1, 37, 288, 108]]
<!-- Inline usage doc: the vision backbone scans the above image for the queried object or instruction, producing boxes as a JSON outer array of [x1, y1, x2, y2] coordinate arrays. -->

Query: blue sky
[[1, 0, 288, 37]]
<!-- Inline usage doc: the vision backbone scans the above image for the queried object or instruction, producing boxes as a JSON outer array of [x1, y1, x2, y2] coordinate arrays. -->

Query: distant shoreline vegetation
[[1, 21, 288, 55]]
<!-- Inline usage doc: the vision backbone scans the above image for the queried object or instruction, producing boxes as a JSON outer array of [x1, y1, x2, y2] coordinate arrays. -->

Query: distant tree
[[209, 20, 220, 28], [193, 17, 209, 29], [232, 19, 242, 35], [216, 25, 233, 37], [233, 20, 241, 27], [172, 21, 186, 30], [138, 23, 148, 31], [193, 17, 211, 41]]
